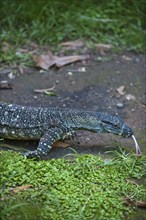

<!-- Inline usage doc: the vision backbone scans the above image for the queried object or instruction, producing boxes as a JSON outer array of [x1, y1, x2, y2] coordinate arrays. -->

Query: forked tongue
[[132, 135, 142, 156]]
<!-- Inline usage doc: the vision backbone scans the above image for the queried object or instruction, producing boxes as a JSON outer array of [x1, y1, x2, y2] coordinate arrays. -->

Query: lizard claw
[[21, 150, 41, 159]]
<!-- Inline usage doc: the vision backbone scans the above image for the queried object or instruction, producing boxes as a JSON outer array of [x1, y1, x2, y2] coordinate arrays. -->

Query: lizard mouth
[[120, 123, 134, 138]]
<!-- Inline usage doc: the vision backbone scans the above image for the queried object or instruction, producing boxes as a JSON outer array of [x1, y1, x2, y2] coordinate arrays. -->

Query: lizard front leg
[[23, 127, 65, 159]]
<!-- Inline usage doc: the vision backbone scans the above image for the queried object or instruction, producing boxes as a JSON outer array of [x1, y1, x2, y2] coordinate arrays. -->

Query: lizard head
[[100, 113, 133, 137]]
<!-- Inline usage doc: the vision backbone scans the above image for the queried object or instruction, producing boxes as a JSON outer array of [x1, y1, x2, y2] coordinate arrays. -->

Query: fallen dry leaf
[[34, 86, 56, 93], [60, 40, 84, 50], [124, 198, 146, 208], [33, 52, 56, 69], [33, 51, 88, 69], [34, 86, 57, 96], [0, 80, 13, 90], [11, 184, 33, 193], [122, 55, 133, 61], [116, 85, 125, 95], [126, 179, 138, 185], [96, 43, 113, 50], [18, 65, 25, 74], [53, 141, 70, 148], [96, 43, 113, 55], [55, 55, 88, 68]]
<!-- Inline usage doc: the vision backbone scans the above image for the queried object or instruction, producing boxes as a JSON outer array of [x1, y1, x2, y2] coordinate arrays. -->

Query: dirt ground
[[0, 51, 145, 159]]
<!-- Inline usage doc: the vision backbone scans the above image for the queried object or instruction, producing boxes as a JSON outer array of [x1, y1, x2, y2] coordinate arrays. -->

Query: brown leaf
[[96, 43, 113, 55], [60, 40, 84, 50], [124, 198, 146, 208], [126, 179, 138, 185], [33, 51, 89, 69], [18, 65, 24, 74], [122, 55, 133, 61], [53, 141, 70, 148], [34, 86, 57, 96], [33, 52, 56, 69], [116, 85, 125, 95], [11, 184, 33, 193], [96, 43, 113, 50], [0, 80, 13, 90], [34, 86, 56, 93], [55, 55, 88, 68]]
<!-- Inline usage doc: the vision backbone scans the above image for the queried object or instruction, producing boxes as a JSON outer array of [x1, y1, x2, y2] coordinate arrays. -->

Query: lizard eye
[[102, 120, 114, 126]]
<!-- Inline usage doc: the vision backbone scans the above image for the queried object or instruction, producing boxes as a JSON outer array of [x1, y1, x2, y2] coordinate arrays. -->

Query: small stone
[[97, 57, 102, 61], [135, 58, 140, 63], [68, 72, 73, 76], [40, 70, 46, 73], [125, 94, 136, 101], [116, 103, 124, 108], [78, 67, 86, 72]]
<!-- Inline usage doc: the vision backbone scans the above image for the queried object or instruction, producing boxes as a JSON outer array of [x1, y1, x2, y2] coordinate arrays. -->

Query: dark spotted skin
[[0, 102, 133, 159]]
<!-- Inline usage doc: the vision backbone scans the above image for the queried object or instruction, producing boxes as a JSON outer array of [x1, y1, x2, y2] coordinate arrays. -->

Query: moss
[[1, 150, 146, 220]]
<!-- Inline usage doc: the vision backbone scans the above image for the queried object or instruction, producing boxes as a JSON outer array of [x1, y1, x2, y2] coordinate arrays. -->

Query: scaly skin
[[0, 102, 133, 158]]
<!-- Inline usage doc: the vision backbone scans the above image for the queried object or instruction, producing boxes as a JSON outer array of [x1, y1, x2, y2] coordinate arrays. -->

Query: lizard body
[[0, 102, 133, 158]]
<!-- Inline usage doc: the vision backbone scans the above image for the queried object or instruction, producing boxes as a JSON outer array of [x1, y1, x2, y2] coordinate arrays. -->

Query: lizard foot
[[22, 150, 41, 159]]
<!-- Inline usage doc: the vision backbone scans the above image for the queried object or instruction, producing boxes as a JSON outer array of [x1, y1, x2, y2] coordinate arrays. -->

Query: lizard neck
[[63, 110, 104, 133]]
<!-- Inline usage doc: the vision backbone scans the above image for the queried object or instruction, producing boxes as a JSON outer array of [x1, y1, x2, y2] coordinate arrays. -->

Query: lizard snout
[[121, 124, 133, 137]]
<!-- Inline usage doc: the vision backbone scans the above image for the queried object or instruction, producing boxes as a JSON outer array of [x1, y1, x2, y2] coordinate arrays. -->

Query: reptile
[[0, 102, 141, 159]]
